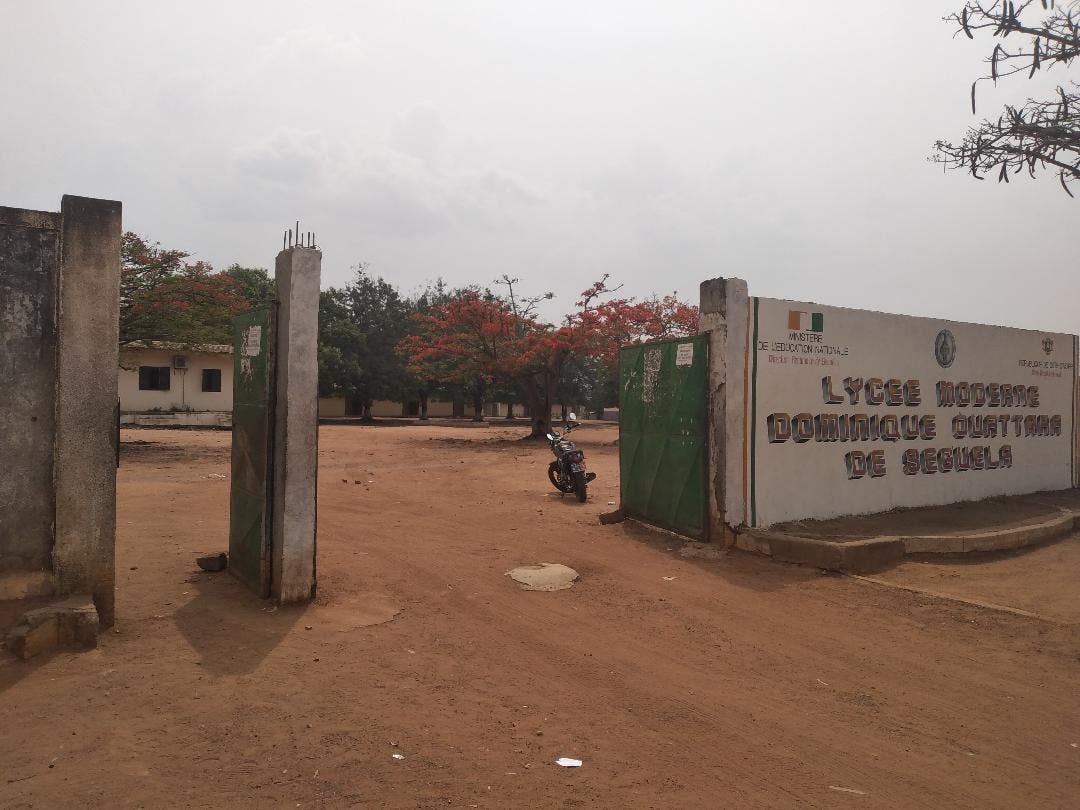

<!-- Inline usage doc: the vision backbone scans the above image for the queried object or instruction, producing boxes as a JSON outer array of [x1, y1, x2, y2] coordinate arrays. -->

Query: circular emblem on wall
[[934, 328, 956, 368], [1042, 337, 1054, 355]]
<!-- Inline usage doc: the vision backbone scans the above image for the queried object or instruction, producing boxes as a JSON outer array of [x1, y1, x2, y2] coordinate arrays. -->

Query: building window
[[138, 366, 171, 391], [202, 368, 222, 393]]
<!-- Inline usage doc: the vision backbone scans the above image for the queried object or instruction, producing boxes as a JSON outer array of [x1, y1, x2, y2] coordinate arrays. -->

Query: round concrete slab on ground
[[507, 563, 579, 591], [312, 593, 401, 630]]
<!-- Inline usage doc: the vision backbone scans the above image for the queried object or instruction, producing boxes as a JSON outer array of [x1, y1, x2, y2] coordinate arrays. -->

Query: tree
[[494, 275, 559, 427], [120, 232, 188, 342], [317, 266, 413, 420], [400, 275, 699, 438], [576, 285, 700, 366], [557, 352, 606, 419], [401, 280, 465, 420], [400, 287, 518, 423], [318, 288, 366, 402], [224, 264, 273, 309], [120, 232, 249, 344], [932, 1, 1080, 196], [567, 278, 698, 419]]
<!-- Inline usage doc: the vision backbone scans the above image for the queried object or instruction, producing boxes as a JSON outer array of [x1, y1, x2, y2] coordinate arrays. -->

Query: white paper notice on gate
[[243, 325, 262, 357], [675, 343, 694, 367]]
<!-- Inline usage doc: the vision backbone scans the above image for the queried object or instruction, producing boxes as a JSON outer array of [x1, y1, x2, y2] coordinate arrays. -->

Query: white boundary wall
[[707, 279, 1079, 531]]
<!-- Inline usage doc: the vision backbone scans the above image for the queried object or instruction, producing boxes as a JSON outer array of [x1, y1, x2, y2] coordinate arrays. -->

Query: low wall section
[[702, 279, 1079, 532]]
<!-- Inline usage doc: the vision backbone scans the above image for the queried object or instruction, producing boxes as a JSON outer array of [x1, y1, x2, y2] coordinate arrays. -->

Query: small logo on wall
[[788, 310, 823, 333], [934, 329, 956, 368], [1042, 337, 1054, 355]]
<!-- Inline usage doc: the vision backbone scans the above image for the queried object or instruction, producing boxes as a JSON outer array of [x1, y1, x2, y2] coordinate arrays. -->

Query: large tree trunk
[[361, 400, 374, 423], [504, 402, 515, 420], [520, 382, 552, 439], [419, 390, 429, 421], [471, 379, 485, 422], [519, 354, 567, 438]]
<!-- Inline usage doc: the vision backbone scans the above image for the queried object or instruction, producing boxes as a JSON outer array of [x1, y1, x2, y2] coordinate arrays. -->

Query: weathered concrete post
[[53, 195, 122, 625], [0, 205, 62, 601], [270, 246, 321, 603], [699, 277, 748, 544]]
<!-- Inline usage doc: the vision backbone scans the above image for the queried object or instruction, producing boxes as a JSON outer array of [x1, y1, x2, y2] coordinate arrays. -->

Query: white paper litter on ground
[[555, 757, 582, 767], [391, 753, 405, 760]]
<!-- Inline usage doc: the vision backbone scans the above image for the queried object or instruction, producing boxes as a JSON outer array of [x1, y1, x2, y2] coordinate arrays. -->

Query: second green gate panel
[[229, 307, 276, 597], [619, 335, 709, 538]]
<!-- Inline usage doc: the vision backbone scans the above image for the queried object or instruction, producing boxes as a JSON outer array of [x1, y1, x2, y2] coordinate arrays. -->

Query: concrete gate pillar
[[699, 277, 748, 543], [270, 246, 321, 603], [0, 195, 121, 627], [53, 196, 122, 625]]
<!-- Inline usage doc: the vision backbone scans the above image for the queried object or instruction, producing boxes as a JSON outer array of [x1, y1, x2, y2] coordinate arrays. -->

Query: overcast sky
[[2, 1, 1075, 331]]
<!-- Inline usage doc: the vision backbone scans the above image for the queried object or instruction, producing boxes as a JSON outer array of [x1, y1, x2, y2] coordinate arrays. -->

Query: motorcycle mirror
[[568, 412, 578, 422], [546, 433, 555, 441]]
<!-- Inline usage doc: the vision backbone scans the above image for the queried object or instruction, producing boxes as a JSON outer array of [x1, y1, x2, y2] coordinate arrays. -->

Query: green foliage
[[317, 266, 414, 408], [318, 288, 366, 397], [224, 264, 274, 309], [120, 232, 250, 345], [558, 353, 613, 417], [403, 279, 467, 407]]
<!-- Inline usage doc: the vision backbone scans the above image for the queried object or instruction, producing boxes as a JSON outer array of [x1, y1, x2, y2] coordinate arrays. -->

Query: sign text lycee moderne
[[765, 376, 1063, 479]]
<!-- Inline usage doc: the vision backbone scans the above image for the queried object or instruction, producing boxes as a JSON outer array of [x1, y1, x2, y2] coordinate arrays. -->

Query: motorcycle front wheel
[[572, 470, 588, 502], [548, 461, 574, 493]]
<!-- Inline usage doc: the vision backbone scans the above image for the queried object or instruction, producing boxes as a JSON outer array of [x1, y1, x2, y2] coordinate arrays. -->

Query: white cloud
[[265, 25, 365, 66], [230, 125, 542, 238]]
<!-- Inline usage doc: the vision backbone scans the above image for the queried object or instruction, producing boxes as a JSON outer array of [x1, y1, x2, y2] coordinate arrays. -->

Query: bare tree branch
[[933, 1, 1080, 195]]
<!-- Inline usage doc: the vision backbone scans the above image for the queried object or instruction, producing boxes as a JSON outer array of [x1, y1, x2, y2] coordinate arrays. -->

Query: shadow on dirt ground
[[172, 572, 308, 677]]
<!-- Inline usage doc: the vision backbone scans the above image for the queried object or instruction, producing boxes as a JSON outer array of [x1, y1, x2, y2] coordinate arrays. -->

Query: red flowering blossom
[[120, 232, 251, 345], [400, 276, 698, 436]]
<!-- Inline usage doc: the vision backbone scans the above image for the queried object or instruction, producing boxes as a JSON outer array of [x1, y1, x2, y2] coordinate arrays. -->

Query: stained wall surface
[[0, 197, 121, 625], [0, 208, 61, 572]]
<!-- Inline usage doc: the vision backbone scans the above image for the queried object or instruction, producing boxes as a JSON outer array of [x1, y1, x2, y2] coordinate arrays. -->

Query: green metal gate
[[619, 335, 709, 538], [229, 307, 276, 596]]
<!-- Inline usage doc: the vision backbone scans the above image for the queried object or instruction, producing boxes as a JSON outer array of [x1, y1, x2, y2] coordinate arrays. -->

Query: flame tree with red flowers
[[400, 274, 698, 438], [400, 286, 523, 424], [120, 232, 265, 345], [561, 278, 699, 417]]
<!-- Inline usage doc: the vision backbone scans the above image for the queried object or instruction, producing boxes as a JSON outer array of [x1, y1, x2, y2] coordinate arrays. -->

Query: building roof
[[121, 340, 233, 355]]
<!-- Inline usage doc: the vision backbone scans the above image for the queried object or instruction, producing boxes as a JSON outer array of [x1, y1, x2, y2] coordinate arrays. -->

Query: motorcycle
[[546, 413, 596, 502]]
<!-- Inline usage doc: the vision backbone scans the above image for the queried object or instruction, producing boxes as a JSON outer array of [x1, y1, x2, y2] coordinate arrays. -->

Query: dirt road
[[2, 424, 1079, 808]]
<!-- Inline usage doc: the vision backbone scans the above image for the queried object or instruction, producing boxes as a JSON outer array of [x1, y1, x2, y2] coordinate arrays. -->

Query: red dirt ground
[[2, 424, 1079, 808]]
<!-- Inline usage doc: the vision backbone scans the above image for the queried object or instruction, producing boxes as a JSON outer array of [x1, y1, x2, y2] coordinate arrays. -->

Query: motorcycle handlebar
[[547, 421, 580, 441]]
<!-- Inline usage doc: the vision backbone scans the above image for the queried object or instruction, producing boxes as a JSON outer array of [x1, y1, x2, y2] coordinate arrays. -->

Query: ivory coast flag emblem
[[788, 310, 824, 332]]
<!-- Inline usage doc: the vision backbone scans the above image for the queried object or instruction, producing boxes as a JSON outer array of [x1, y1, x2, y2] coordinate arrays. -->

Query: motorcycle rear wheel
[[572, 470, 588, 502]]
